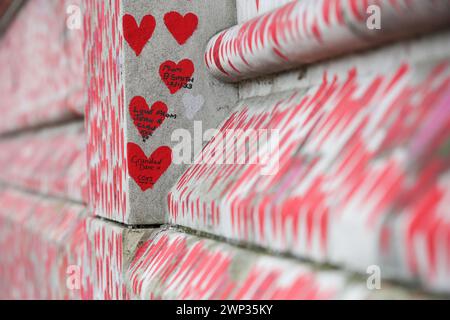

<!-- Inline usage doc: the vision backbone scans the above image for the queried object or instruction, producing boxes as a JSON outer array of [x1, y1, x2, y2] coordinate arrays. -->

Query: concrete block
[[169, 31, 450, 293], [84, 0, 238, 225], [206, 0, 450, 81], [0, 122, 87, 203], [126, 229, 425, 300], [0, 188, 87, 300], [83, 217, 155, 300], [0, 0, 85, 134]]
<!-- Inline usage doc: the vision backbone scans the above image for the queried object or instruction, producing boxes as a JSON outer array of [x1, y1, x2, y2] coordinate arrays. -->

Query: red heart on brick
[[129, 96, 168, 141], [123, 14, 156, 56], [127, 143, 172, 191], [164, 12, 198, 45], [159, 59, 195, 94]]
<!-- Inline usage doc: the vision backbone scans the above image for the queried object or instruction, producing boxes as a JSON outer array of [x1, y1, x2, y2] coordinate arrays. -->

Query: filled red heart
[[123, 14, 156, 56], [159, 59, 195, 94], [164, 12, 198, 45], [127, 143, 172, 192], [129, 96, 168, 141]]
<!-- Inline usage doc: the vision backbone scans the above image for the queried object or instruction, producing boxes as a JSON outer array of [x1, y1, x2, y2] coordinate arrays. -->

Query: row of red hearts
[[123, 12, 199, 189], [126, 60, 194, 186], [123, 12, 199, 56]]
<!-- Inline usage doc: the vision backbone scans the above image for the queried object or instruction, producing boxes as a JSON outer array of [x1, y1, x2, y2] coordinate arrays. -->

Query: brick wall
[[1, 0, 450, 300]]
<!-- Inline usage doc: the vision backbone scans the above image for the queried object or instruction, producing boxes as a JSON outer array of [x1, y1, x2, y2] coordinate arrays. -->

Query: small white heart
[[182, 93, 205, 120]]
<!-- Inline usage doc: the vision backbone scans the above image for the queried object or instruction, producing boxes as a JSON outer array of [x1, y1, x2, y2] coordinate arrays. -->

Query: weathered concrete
[[170, 17, 450, 293], [0, 188, 87, 300], [206, 0, 450, 82], [1, 0, 449, 300], [0, 122, 87, 203], [236, 0, 293, 23], [83, 217, 156, 300], [0, 0, 85, 134], [85, 0, 238, 225], [126, 229, 425, 300], [0, 0, 26, 36]]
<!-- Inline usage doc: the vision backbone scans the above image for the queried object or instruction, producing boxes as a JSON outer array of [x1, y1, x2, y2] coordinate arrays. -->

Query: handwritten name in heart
[[123, 14, 156, 56], [129, 96, 171, 142], [164, 12, 198, 45], [159, 59, 195, 94], [127, 143, 172, 192], [183, 93, 204, 120]]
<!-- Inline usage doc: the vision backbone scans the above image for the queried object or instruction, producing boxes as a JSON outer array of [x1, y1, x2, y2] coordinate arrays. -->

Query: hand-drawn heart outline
[[123, 14, 156, 56], [127, 143, 172, 192], [129, 96, 168, 141], [164, 12, 198, 45], [159, 59, 195, 95], [182, 93, 204, 120]]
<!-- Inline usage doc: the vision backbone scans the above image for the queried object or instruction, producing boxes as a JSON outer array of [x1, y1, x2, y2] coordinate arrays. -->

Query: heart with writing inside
[[159, 59, 195, 94], [127, 143, 172, 192], [129, 96, 168, 141], [183, 93, 204, 120], [123, 14, 156, 56], [164, 12, 198, 45]]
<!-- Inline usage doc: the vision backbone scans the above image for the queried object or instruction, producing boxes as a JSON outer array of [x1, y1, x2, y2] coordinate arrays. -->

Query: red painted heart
[[164, 12, 198, 45], [159, 59, 195, 94], [129, 96, 168, 141], [123, 14, 156, 56], [127, 143, 172, 192]]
